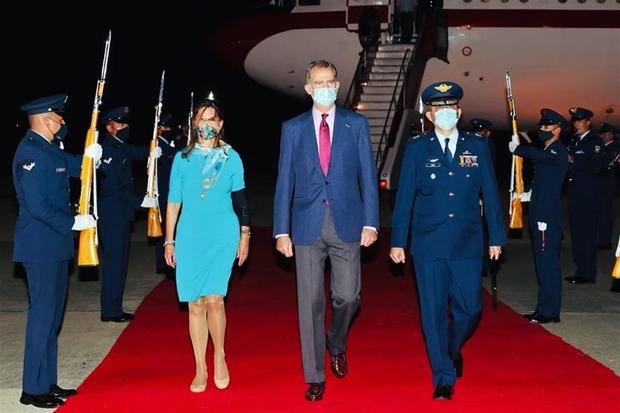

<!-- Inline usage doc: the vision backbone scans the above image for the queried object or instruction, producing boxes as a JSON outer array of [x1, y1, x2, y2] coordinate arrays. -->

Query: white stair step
[[356, 109, 393, 118], [372, 66, 403, 74], [363, 85, 401, 94], [378, 43, 415, 52], [367, 117, 393, 127], [360, 94, 393, 102], [369, 72, 399, 80], [370, 125, 387, 135], [374, 58, 409, 66], [356, 101, 391, 110]]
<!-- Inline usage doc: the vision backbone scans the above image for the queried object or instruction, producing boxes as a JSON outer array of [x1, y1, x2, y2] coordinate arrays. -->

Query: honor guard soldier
[[13, 94, 101, 408], [155, 113, 178, 277], [509, 109, 569, 323], [596, 123, 619, 250], [470, 118, 495, 164], [390, 82, 505, 400], [565, 107, 605, 284], [98, 106, 162, 322]]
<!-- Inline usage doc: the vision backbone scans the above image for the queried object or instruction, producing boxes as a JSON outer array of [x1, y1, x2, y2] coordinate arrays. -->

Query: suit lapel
[[302, 110, 323, 173], [427, 131, 448, 168]]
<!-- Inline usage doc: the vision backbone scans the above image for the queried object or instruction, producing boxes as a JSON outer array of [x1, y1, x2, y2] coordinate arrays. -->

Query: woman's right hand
[[164, 244, 176, 268]]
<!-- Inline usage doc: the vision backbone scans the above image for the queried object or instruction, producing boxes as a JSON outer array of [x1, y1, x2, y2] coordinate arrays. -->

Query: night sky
[[5, 1, 307, 195]]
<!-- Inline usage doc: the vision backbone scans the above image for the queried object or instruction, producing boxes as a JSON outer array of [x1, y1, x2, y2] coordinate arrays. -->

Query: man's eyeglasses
[[312, 80, 337, 88]]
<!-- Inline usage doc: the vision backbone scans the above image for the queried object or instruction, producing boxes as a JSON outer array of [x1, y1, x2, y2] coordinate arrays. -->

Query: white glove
[[520, 190, 532, 202], [72, 214, 96, 230], [85, 143, 103, 161], [151, 146, 162, 159], [141, 196, 158, 208], [508, 141, 518, 153]]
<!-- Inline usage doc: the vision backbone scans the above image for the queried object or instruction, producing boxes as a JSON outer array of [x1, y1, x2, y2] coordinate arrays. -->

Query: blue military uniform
[[97, 107, 148, 319], [596, 123, 619, 248], [154, 114, 178, 276], [391, 82, 505, 390], [13, 94, 81, 396], [566, 107, 605, 283], [514, 109, 569, 321], [470, 118, 495, 164]]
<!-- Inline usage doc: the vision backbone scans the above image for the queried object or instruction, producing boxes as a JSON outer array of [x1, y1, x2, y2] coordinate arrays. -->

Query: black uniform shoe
[[20, 392, 64, 408], [529, 313, 560, 324], [50, 384, 78, 399], [564, 276, 595, 284], [597, 243, 612, 250], [432, 384, 454, 400], [101, 312, 134, 322]]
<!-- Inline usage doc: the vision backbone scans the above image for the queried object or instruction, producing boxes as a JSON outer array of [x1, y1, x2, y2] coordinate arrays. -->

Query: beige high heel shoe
[[214, 354, 230, 390]]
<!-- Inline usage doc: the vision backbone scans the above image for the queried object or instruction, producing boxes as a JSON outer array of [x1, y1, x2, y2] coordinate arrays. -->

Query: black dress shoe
[[50, 384, 78, 399], [101, 312, 134, 322], [432, 384, 454, 400], [20, 392, 64, 408], [597, 243, 612, 250], [529, 313, 560, 324], [564, 276, 595, 284], [330, 352, 347, 378], [305, 382, 325, 402], [611, 279, 620, 293], [452, 353, 463, 378]]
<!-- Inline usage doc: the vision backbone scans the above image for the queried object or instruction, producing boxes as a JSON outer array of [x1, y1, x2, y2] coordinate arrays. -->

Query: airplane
[[208, 0, 620, 188]]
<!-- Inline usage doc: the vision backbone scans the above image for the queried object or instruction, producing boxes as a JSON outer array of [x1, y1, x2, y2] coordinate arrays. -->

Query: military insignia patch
[[22, 161, 36, 171], [458, 151, 478, 167], [434, 83, 452, 93], [103, 157, 112, 164], [425, 158, 441, 168], [594, 145, 601, 153]]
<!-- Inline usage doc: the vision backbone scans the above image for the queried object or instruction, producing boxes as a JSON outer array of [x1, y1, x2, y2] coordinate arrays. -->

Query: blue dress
[[168, 144, 245, 301]]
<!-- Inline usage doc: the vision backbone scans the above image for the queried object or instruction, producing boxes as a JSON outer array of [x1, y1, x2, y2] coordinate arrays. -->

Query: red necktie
[[319, 113, 331, 176]]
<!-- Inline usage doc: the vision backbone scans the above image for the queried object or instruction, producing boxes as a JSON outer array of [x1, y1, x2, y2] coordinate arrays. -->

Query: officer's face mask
[[45, 117, 68, 141], [312, 87, 338, 107], [197, 124, 220, 141], [538, 128, 556, 142], [115, 126, 130, 142], [433, 108, 459, 130], [161, 129, 176, 141]]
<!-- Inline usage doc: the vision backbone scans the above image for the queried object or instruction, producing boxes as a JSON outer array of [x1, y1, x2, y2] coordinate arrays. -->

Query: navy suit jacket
[[12, 130, 81, 262], [391, 130, 505, 259], [273, 107, 379, 245]]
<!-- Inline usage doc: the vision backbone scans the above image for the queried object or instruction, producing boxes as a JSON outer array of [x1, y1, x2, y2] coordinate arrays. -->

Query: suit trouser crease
[[529, 221, 562, 317], [22, 261, 68, 394], [414, 257, 482, 387], [294, 208, 361, 383], [100, 220, 131, 317]]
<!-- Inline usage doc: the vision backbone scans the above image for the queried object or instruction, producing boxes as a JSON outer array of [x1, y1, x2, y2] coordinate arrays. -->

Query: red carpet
[[58, 229, 619, 412]]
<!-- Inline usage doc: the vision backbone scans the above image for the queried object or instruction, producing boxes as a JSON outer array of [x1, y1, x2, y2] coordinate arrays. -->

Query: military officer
[[13, 94, 101, 408], [470, 118, 495, 164], [565, 107, 605, 284], [509, 109, 569, 323], [390, 82, 505, 400], [154, 113, 178, 277], [97, 106, 162, 322], [596, 123, 619, 250]]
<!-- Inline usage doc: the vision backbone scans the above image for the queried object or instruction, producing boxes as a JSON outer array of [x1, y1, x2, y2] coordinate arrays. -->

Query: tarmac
[[1, 177, 618, 412]]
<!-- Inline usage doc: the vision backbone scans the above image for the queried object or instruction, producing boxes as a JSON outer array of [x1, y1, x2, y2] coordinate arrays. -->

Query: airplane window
[[596, 0, 606, 4], [481, 0, 491, 3], [500, 0, 509, 3], [558, 0, 567, 3], [463, 0, 472, 3], [577, 0, 586, 3], [298, 0, 320, 5]]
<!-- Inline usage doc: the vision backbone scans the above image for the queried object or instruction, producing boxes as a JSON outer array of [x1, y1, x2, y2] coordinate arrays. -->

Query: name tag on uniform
[[425, 158, 441, 168], [574, 150, 584, 155], [56, 167, 66, 173], [458, 151, 478, 167]]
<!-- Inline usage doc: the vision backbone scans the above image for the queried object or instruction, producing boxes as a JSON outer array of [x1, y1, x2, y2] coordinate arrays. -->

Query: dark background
[[4, 1, 307, 199]]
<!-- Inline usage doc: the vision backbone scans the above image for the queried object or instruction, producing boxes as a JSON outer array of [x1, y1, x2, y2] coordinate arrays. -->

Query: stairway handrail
[[374, 48, 412, 165], [344, 50, 367, 109]]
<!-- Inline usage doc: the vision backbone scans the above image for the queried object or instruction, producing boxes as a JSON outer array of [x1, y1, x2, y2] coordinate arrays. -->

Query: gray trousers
[[294, 208, 361, 383]]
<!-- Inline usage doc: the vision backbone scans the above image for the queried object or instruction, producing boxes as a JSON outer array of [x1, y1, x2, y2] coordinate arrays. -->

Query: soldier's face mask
[[116, 125, 130, 142], [161, 129, 176, 140], [45, 116, 68, 141], [433, 108, 459, 130], [538, 127, 557, 142]]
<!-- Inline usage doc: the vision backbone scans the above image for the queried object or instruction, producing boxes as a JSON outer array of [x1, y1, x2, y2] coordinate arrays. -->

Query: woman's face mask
[[433, 108, 459, 130], [197, 123, 220, 140]]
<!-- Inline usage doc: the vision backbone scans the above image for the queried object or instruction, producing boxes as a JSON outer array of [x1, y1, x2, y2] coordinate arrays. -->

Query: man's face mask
[[312, 87, 338, 107], [46, 117, 68, 141], [116, 126, 130, 141], [161, 129, 176, 140], [433, 108, 459, 130]]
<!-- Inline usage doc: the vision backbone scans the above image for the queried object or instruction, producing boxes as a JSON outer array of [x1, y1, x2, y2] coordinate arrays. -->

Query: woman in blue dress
[[164, 98, 250, 392]]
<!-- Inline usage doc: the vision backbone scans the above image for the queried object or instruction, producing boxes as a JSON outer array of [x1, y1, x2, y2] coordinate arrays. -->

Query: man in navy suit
[[13, 94, 100, 408], [510, 109, 569, 324], [390, 81, 505, 400], [273, 60, 379, 402]]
